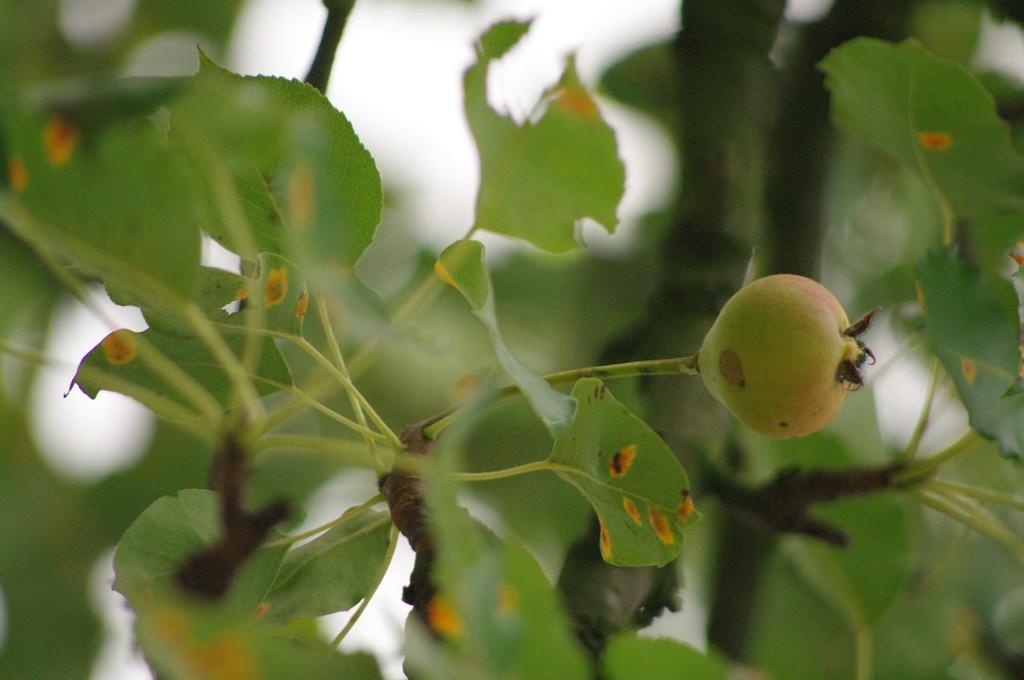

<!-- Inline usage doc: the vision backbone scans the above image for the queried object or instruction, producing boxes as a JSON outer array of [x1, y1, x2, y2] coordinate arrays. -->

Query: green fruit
[[698, 274, 875, 439]]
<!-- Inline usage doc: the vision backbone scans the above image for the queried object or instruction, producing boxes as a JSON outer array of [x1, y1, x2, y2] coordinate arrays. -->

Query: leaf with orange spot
[[8, 118, 202, 302], [916, 131, 952, 151], [918, 249, 1023, 460], [101, 329, 137, 365], [229, 253, 308, 337], [465, 21, 624, 252], [608, 444, 636, 478], [548, 378, 699, 566], [427, 595, 465, 638], [74, 325, 291, 412], [134, 601, 385, 680], [172, 53, 382, 278], [7, 155, 28, 192], [823, 39, 1024, 220], [42, 116, 79, 165], [623, 497, 643, 525]]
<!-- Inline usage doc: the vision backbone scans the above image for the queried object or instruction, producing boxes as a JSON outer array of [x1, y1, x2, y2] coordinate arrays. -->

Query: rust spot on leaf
[[434, 260, 457, 288], [676, 495, 695, 522], [917, 131, 952, 151], [497, 582, 519, 616], [295, 290, 309, 319], [960, 356, 977, 385], [153, 606, 190, 645], [101, 330, 137, 365], [554, 87, 599, 120], [454, 374, 482, 404], [189, 632, 262, 680], [609, 444, 636, 478], [915, 282, 926, 315], [427, 595, 463, 638], [623, 497, 642, 525], [718, 349, 745, 387], [43, 116, 79, 166], [8, 155, 28, 192], [648, 507, 674, 545], [599, 518, 612, 559], [264, 268, 288, 308], [251, 602, 271, 624], [287, 162, 315, 229], [235, 283, 249, 301]]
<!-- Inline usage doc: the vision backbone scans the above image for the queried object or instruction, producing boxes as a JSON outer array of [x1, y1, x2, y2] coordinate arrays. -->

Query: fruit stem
[[423, 354, 700, 439]]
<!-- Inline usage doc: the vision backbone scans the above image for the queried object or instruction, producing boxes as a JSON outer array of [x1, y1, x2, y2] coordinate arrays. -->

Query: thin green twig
[[910, 488, 1024, 562], [316, 295, 383, 473], [925, 479, 1024, 513], [263, 493, 385, 549]]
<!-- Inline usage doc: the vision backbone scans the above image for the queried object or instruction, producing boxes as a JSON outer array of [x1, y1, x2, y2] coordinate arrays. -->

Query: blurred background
[[4, 0, 1024, 678]]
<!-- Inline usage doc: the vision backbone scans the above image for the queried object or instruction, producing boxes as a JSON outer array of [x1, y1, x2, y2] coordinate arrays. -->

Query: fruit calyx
[[835, 306, 879, 390]]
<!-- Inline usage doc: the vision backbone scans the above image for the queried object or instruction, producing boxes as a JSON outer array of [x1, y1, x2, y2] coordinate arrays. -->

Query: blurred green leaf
[[822, 38, 1024, 221], [171, 53, 382, 272], [548, 378, 698, 567], [263, 510, 391, 623], [437, 238, 574, 433], [421, 415, 590, 680], [22, 76, 187, 138], [916, 248, 1023, 459], [786, 493, 911, 626], [109, 265, 244, 337], [113, 489, 287, 615], [73, 326, 291, 411], [910, 1, 982, 64], [600, 42, 679, 122], [603, 635, 727, 680], [0, 412, 106, 679], [8, 116, 202, 302], [134, 601, 383, 680], [465, 20, 625, 252]]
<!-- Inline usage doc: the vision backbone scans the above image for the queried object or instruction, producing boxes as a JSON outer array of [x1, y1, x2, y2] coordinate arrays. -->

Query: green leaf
[[915, 248, 1023, 459], [263, 510, 391, 624], [785, 494, 911, 627], [22, 76, 187, 138], [548, 378, 699, 567], [236, 252, 310, 337], [134, 601, 384, 680], [113, 489, 287, 615], [603, 635, 727, 680], [437, 239, 574, 433], [73, 326, 291, 412], [108, 265, 245, 337], [821, 38, 1024, 218], [465, 20, 625, 252], [171, 52, 382, 272], [599, 42, 679, 122], [8, 116, 202, 302]]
